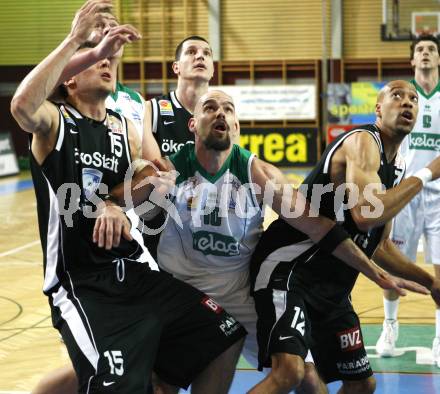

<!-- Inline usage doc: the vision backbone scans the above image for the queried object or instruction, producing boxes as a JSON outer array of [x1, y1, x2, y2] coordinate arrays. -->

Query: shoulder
[[342, 127, 382, 161]]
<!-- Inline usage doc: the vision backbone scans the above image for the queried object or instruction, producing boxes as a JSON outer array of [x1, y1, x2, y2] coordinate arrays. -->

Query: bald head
[[377, 80, 417, 104], [194, 90, 235, 116]]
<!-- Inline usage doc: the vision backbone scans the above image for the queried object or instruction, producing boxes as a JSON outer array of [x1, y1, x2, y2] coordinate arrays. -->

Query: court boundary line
[[0, 241, 40, 259]]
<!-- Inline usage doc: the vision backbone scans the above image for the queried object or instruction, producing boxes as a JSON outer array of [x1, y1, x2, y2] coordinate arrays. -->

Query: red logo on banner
[[327, 125, 358, 144]]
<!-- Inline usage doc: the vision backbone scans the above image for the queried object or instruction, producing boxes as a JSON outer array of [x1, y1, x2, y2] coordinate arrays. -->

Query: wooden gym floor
[[0, 171, 438, 393]]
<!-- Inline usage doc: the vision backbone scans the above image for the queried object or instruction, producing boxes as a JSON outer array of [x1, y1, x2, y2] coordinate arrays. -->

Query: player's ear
[[172, 61, 179, 76], [231, 118, 240, 145], [64, 78, 76, 91], [375, 102, 382, 118], [188, 117, 196, 134], [410, 58, 416, 68]]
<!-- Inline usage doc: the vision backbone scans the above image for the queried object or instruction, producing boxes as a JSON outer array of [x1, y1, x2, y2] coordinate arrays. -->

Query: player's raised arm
[[344, 131, 423, 231], [11, 0, 112, 135], [251, 158, 407, 295]]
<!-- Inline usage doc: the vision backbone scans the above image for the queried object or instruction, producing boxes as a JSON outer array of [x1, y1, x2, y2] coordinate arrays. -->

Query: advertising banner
[[327, 124, 359, 144], [239, 127, 318, 167], [328, 82, 385, 125], [214, 85, 316, 121]]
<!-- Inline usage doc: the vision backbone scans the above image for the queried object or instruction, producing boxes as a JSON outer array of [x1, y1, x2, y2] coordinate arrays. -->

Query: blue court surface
[[227, 371, 440, 394], [3, 176, 439, 394]]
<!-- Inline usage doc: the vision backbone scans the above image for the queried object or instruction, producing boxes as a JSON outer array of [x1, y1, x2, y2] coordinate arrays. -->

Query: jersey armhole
[[151, 98, 158, 134], [247, 155, 262, 209]]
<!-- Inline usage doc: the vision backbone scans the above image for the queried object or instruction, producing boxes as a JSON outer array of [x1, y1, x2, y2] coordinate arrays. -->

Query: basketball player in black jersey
[[248, 80, 440, 394], [29, 19, 228, 394], [11, 2, 247, 393]]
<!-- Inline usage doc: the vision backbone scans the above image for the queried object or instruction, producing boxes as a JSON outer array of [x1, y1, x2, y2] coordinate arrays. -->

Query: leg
[[192, 336, 245, 394], [296, 361, 328, 394], [376, 288, 400, 357], [151, 372, 179, 394], [248, 353, 305, 394], [424, 195, 440, 367], [310, 308, 374, 392], [250, 289, 311, 394], [337, 376, 376, 394], [430, 264, 440, 367], [153, 277, 246, 391], [377, 201, 421, 357], [31, 365, 77, 394]]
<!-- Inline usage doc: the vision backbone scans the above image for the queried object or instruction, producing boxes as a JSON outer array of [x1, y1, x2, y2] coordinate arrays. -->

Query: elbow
[[10, 95, 21, 119], [10, 95, 28, 122], [351, 209, 375, 233]]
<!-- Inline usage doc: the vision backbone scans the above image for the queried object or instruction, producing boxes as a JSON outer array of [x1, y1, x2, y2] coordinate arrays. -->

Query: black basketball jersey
[[30, 103, 144, 294], [250, 124, 406, 310], [150, 91, 194, 154]]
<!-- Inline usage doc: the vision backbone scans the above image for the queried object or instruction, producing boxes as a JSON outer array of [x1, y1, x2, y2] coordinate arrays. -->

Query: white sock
[[436, 309, 440, 338], [383, 297, 399, 321]]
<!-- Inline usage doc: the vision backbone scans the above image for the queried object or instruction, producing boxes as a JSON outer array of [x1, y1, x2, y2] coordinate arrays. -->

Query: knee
[[343, 376, 376, 394], [298, 363, 326, 394], [270, 354, 305, 391]]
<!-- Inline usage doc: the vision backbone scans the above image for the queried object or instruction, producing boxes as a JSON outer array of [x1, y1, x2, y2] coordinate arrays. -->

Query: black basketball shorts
[[50, 263, 246, 393], [253, 288, 372, 383]]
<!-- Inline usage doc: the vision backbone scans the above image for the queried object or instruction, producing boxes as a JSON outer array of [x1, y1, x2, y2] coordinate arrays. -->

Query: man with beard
[[98, 88, 423, 393]]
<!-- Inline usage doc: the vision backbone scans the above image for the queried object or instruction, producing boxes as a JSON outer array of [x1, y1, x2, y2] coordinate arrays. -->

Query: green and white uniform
[[392, 80, 440, 264], [157, 144, 264, 365], [105, 82, 157, 265], [106, 82, 145, 140]]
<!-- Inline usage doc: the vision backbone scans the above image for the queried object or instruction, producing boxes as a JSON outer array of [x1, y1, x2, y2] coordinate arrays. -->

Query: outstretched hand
[[373, 269, 408, 296], [94, 24, 141, 60], [70, 0, 113, 45]]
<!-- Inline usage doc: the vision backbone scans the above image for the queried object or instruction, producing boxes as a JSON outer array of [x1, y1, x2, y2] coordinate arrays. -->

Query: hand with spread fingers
[[70, 0, 114, 45], [94, 24, 141, 60]]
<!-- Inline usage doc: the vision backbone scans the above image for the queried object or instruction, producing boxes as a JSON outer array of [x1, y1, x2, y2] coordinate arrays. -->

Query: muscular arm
[[251, 158, 402, 289], [10, 1, 112, 162], [344, 131, 424, 231], [372, 222, 435, 290]]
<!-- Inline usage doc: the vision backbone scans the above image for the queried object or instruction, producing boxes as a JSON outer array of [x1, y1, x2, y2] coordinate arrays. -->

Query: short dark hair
[[175, 35, 210, 61], [410, 34, 440, 59]]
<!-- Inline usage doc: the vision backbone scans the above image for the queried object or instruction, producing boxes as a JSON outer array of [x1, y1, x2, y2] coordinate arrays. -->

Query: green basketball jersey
[[106, 82, 144, 140], [157, 144, 264, 276], [401, 79, 440, 191]]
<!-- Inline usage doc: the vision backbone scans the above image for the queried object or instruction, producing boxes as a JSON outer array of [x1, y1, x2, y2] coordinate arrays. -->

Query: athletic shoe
[[432, 337, 440, 368], [376, 319, 399, 357]]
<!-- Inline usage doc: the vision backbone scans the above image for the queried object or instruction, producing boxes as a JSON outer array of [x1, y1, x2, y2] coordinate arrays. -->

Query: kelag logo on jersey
[[409, 132, 440, 151], [192, 231, 240, 256], [82, 168, 103, 201]]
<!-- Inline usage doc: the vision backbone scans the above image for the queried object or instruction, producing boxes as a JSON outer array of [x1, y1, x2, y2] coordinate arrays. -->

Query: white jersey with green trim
[[400, 80, 440, 191], [157, 144, 264, 277], [106, 82, 145, 140]]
